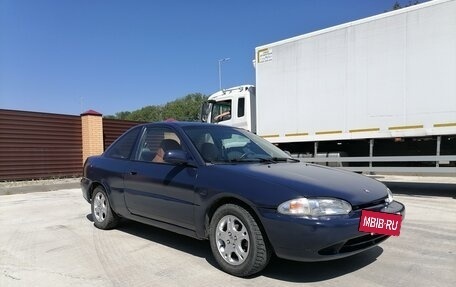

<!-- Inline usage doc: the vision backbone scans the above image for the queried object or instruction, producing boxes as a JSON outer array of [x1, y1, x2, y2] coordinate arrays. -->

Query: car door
[[123, 126, 197, 230]]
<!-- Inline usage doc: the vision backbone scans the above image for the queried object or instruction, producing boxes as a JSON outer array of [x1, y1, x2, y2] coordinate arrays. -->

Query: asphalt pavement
[[0, 183, 455, 286]]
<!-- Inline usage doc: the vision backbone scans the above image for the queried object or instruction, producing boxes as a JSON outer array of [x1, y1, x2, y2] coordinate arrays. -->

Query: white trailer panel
[[255, 0, 456, 143]]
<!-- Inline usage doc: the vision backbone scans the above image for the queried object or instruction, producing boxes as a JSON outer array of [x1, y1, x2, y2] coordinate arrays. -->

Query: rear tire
[[91, 186, 119, 230], [209, 204, 271, 277]]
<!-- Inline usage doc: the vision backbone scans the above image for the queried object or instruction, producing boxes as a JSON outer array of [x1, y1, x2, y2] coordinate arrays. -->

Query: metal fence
[[103, 118, 143, 150], [0, 109, 82, 180], [0, 109, 144, 181], [298, 155, 456, 174]]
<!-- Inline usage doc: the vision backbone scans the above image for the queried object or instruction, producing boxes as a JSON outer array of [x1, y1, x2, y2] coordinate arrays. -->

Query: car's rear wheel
[[209, 204, 271, 277], [91, 186, 119, 230]]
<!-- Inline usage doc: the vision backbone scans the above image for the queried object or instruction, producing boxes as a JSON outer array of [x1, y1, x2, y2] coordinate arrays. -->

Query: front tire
[[209, 204, 271, 277], [91, 186, 119, 230]]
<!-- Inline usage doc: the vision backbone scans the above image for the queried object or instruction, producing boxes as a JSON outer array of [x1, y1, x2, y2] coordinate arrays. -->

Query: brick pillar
[[81, 110, 103, 164]]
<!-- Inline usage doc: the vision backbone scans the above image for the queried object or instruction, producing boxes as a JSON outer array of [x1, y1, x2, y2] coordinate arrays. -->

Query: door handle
[[130, 171, 138, 175]]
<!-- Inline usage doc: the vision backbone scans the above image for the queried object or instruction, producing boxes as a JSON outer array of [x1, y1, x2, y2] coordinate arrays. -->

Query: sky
[[1, 0, 419, 116]]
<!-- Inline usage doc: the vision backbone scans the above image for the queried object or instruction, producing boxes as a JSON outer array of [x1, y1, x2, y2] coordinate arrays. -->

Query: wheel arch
[[204, 196, 274, 254], [87, 181, 105, 202]]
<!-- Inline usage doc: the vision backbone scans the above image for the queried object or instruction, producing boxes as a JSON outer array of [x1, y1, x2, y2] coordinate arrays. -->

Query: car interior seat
[[200, 142, 219, 162], [160, 139, 181, 152], [139, 148, 155, 161]]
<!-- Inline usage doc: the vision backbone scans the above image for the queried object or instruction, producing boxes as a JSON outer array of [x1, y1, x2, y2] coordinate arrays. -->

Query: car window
[[104, 126, 141, 159], [237, 97, 245, 118], [221, 134, 250, 148], [135, 127, 182, 163], [183, 126, 290, 163]]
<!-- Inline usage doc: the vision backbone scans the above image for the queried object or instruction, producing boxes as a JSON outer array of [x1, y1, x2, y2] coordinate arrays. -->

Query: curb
[[0, 180, 81, 196]]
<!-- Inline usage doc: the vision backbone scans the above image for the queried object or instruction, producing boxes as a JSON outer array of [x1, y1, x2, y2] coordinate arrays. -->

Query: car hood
[[212, 162, 388, 206]]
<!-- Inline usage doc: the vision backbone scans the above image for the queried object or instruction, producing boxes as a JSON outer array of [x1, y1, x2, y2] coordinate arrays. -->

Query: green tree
[[391, 0, 428, 10], [392, 1, 402, 10], [128, 105, 163, 122], [114, 111, 132, 120], [105, 92, 207, 122], [162, 93, 207, 121]]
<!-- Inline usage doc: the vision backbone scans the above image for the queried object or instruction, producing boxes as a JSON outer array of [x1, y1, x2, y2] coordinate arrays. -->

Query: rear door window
[[104, 126, 141, 159]]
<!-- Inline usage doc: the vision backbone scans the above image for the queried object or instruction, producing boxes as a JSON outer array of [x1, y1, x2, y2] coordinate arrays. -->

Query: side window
[[238, 97, 245, 118], [136, 127, 182, 163], [211, 100, 231, 122], [105, 127, 141, 159], [184, 129, 218, 163]]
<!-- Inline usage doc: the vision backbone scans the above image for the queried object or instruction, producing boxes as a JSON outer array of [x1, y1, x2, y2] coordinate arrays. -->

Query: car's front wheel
[[209, 204, 271, 277], [91, 186, 119, 230]]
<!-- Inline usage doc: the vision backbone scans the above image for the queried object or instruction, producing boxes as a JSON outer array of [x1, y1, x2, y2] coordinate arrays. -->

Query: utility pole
[[218, 58, 230, 90]]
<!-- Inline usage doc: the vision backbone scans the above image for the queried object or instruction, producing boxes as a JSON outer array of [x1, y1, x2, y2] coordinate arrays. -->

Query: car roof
[[136, 121, 234, 130]]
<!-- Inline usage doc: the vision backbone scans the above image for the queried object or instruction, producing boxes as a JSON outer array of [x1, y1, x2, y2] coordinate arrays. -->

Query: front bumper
[[259, 200, 405, 262]]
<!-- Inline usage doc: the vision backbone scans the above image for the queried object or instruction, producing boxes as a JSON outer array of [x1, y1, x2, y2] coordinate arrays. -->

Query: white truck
[[201, 0, 456, 174]]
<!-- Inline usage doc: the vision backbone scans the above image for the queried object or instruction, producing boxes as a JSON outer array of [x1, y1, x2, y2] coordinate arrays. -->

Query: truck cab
[[201, 85, 256, 132]]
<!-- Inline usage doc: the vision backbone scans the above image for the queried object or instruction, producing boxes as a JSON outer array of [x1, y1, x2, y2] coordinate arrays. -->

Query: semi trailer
[[201, 0, 456, 174]]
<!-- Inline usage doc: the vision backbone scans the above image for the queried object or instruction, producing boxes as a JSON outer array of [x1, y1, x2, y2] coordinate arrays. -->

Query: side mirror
[[200, 102, 210, 122], [163, 150, 189, 164]]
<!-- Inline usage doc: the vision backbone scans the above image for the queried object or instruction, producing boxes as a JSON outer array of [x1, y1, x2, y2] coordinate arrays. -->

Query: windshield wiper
[[228, 157, 300, 164], [223, 156, 300, 164], [226, 157, 277, 164], [256, 157, 277, 164], [270, 157, 300, 163]]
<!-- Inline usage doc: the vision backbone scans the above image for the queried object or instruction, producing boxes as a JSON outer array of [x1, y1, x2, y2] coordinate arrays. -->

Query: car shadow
[[87, 214, 383, 281], [110, 219, 215, 263], [261, 247, 383, 282]]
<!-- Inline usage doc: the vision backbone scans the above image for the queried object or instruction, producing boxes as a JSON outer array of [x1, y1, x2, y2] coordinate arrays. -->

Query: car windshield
[[182, 125, 294, 164]]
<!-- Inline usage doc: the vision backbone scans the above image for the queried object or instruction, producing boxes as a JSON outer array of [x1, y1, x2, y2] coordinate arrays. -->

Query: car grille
[[318, 234, 389, 255], [351, 197, 388, 211], [318, 196, 394, 256]]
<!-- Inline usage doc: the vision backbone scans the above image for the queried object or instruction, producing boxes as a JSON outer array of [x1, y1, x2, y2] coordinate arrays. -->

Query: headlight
[[385, 188, 394, 204], [277, 197, 352, 216]]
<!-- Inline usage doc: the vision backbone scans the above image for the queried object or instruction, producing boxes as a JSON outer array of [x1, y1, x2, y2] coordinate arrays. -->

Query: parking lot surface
[[0, 186, 455, 287]]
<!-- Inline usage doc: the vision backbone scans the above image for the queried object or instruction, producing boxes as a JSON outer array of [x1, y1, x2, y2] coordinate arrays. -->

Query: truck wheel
[[209, 204, 271, 277], [91, 186, 119, 230]]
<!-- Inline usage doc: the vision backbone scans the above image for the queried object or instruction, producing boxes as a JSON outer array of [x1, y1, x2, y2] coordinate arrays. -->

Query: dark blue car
[[81, 122, 405, 277]]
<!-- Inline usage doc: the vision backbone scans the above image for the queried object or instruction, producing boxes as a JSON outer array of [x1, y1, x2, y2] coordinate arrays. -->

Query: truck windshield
[[211, 100, 231, 122]]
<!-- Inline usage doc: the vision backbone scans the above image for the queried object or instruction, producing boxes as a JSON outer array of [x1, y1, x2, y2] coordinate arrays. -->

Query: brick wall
[[81, 110, 104, 164]]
